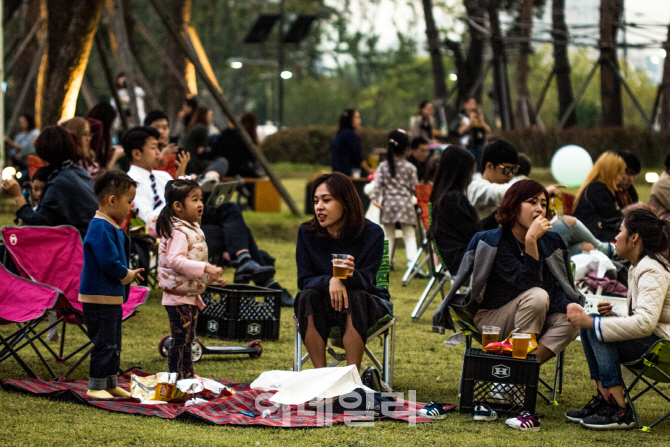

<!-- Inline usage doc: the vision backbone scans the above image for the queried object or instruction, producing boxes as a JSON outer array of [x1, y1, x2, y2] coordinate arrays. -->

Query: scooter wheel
[[159, 335, 172, 357], [248, 339, 262, 359], [191, 339, 204, 362]]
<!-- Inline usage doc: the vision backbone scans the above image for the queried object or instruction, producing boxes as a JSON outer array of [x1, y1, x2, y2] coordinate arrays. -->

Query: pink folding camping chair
[[0, 263, 62, 379], [2, 226, 149, 380]]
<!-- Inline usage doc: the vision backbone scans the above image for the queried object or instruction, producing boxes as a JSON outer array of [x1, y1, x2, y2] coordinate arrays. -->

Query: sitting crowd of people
[[2, 96, 669, 433]]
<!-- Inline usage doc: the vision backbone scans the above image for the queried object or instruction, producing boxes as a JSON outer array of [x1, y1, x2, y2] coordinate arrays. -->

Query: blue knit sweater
[[79, 212, 133, 305]]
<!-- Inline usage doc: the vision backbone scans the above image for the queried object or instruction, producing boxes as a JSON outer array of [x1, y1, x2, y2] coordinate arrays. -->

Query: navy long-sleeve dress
[[295, 219, 390, 344]]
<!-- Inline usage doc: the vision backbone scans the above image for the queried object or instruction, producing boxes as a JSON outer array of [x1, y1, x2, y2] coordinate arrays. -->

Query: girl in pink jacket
[[150, 179, 223, 379]]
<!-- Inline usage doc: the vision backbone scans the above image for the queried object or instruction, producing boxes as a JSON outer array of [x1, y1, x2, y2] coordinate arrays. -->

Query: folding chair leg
[[58, 346, 93, 381], [0, 324, 40, 379], [411, 272, 450, 322], [457, 332, 472, 398], [293, 316, 302, 372], [402, 245, 425, 285]]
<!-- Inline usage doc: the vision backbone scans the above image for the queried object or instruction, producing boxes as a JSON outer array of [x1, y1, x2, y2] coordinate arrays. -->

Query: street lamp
[[280, 71, 293, 80]]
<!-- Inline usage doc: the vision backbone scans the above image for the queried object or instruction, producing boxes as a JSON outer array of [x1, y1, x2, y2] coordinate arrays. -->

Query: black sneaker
[[565, 391, 608, 423], [579, 395, 635, 430]]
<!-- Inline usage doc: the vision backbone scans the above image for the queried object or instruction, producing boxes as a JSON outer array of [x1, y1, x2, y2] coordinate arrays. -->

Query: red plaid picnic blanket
[[1, 368, 432, 427]]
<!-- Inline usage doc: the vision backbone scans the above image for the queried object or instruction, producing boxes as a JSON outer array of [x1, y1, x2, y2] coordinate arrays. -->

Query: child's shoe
[[474, 404, 498, 421], [87, 389, 114, 399], [106, 387, 131, 397], [505, 411, 542, 431]]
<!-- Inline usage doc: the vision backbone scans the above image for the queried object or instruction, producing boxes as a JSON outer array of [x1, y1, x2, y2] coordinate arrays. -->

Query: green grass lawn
[[1, 167, 669, 445]]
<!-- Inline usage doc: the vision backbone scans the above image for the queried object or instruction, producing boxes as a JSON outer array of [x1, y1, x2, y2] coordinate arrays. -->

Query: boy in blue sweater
[[79, 170, 144, 399]]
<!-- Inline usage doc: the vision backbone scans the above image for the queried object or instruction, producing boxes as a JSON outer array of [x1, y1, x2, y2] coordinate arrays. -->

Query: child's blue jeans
[[82, 303, 122, 390]]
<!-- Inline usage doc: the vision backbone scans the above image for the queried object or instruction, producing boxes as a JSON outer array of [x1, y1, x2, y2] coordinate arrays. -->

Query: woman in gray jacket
[[566, 208, 670, 430]]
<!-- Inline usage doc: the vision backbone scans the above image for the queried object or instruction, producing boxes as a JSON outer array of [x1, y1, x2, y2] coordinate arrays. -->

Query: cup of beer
[[368, 154, 380, 169], [332, 254, 350, 279], [512, 333, 531, 359], [481, 326, 500, 348]]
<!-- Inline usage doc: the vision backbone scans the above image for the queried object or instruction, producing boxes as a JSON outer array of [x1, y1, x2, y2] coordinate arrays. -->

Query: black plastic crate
[[196, 284, 282, 341], [459, 348, 540, 416]]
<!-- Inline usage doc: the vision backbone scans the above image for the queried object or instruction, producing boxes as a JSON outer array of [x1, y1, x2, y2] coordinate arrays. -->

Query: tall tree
[[552, 0, 577, 127], [158, 0, 192, 126], [445, 0, 487, 108], [35, 0, 105, 126], [421, 0, 450, 124], [599, 0, 623, 127], [660, 19, 670, 131], [487, 0, 514, 129], [514, 0, 534, 127]]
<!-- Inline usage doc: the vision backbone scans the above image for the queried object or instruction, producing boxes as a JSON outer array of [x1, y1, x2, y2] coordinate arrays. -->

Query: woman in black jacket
[[428, 146, 497, 274]]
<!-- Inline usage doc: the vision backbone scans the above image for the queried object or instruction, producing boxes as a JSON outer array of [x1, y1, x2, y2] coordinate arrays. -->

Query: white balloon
[[551, 145, 593, 187]]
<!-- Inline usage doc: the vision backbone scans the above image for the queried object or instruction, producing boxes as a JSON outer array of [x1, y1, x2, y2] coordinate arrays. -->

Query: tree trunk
[[459, 0, 486, 107], [421, 0, 450, 125], [487, 0, 514, 129], [552, 0, 577, 128], [35, 0, 105, 127], [660, 20, 670, 131], [599, 0, 623, 127], [515, 0, 533, 128], [159, 0, 192, 127], [8, 0, 41, 134]]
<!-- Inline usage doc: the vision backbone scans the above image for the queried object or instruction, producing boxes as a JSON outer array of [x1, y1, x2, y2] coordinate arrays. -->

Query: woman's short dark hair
[[623, 207, 670, 270], [419, 101, 430, 113], [35, 126, 78, 166], [496, 179, 555, 228], [338, 109, 357, 131], [305, 172, 365, 239]]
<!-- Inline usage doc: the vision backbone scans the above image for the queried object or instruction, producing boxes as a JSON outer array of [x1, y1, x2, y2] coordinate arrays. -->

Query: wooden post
[[133, 19, 190, 92], [559, 59, 600, 128], [94, 32, 128, 132], [5, 18, 43, 78], [111, 0, 140, 126], [147, 0, 302, 216]]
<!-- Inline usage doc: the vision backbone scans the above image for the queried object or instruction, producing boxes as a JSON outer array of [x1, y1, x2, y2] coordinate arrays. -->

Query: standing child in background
[[79, 170, 144, 399], [149, 179, 224, 379], [372, 129, 418, 270]]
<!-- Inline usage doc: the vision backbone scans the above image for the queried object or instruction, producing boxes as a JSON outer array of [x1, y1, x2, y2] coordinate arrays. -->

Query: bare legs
[[303, 315, 364, 370]]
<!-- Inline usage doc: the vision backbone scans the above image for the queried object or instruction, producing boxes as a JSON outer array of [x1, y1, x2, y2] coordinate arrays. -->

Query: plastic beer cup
[[481, 326, 500, 349], [512, 333, 531, 359], [332, 254, 350, 279]]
